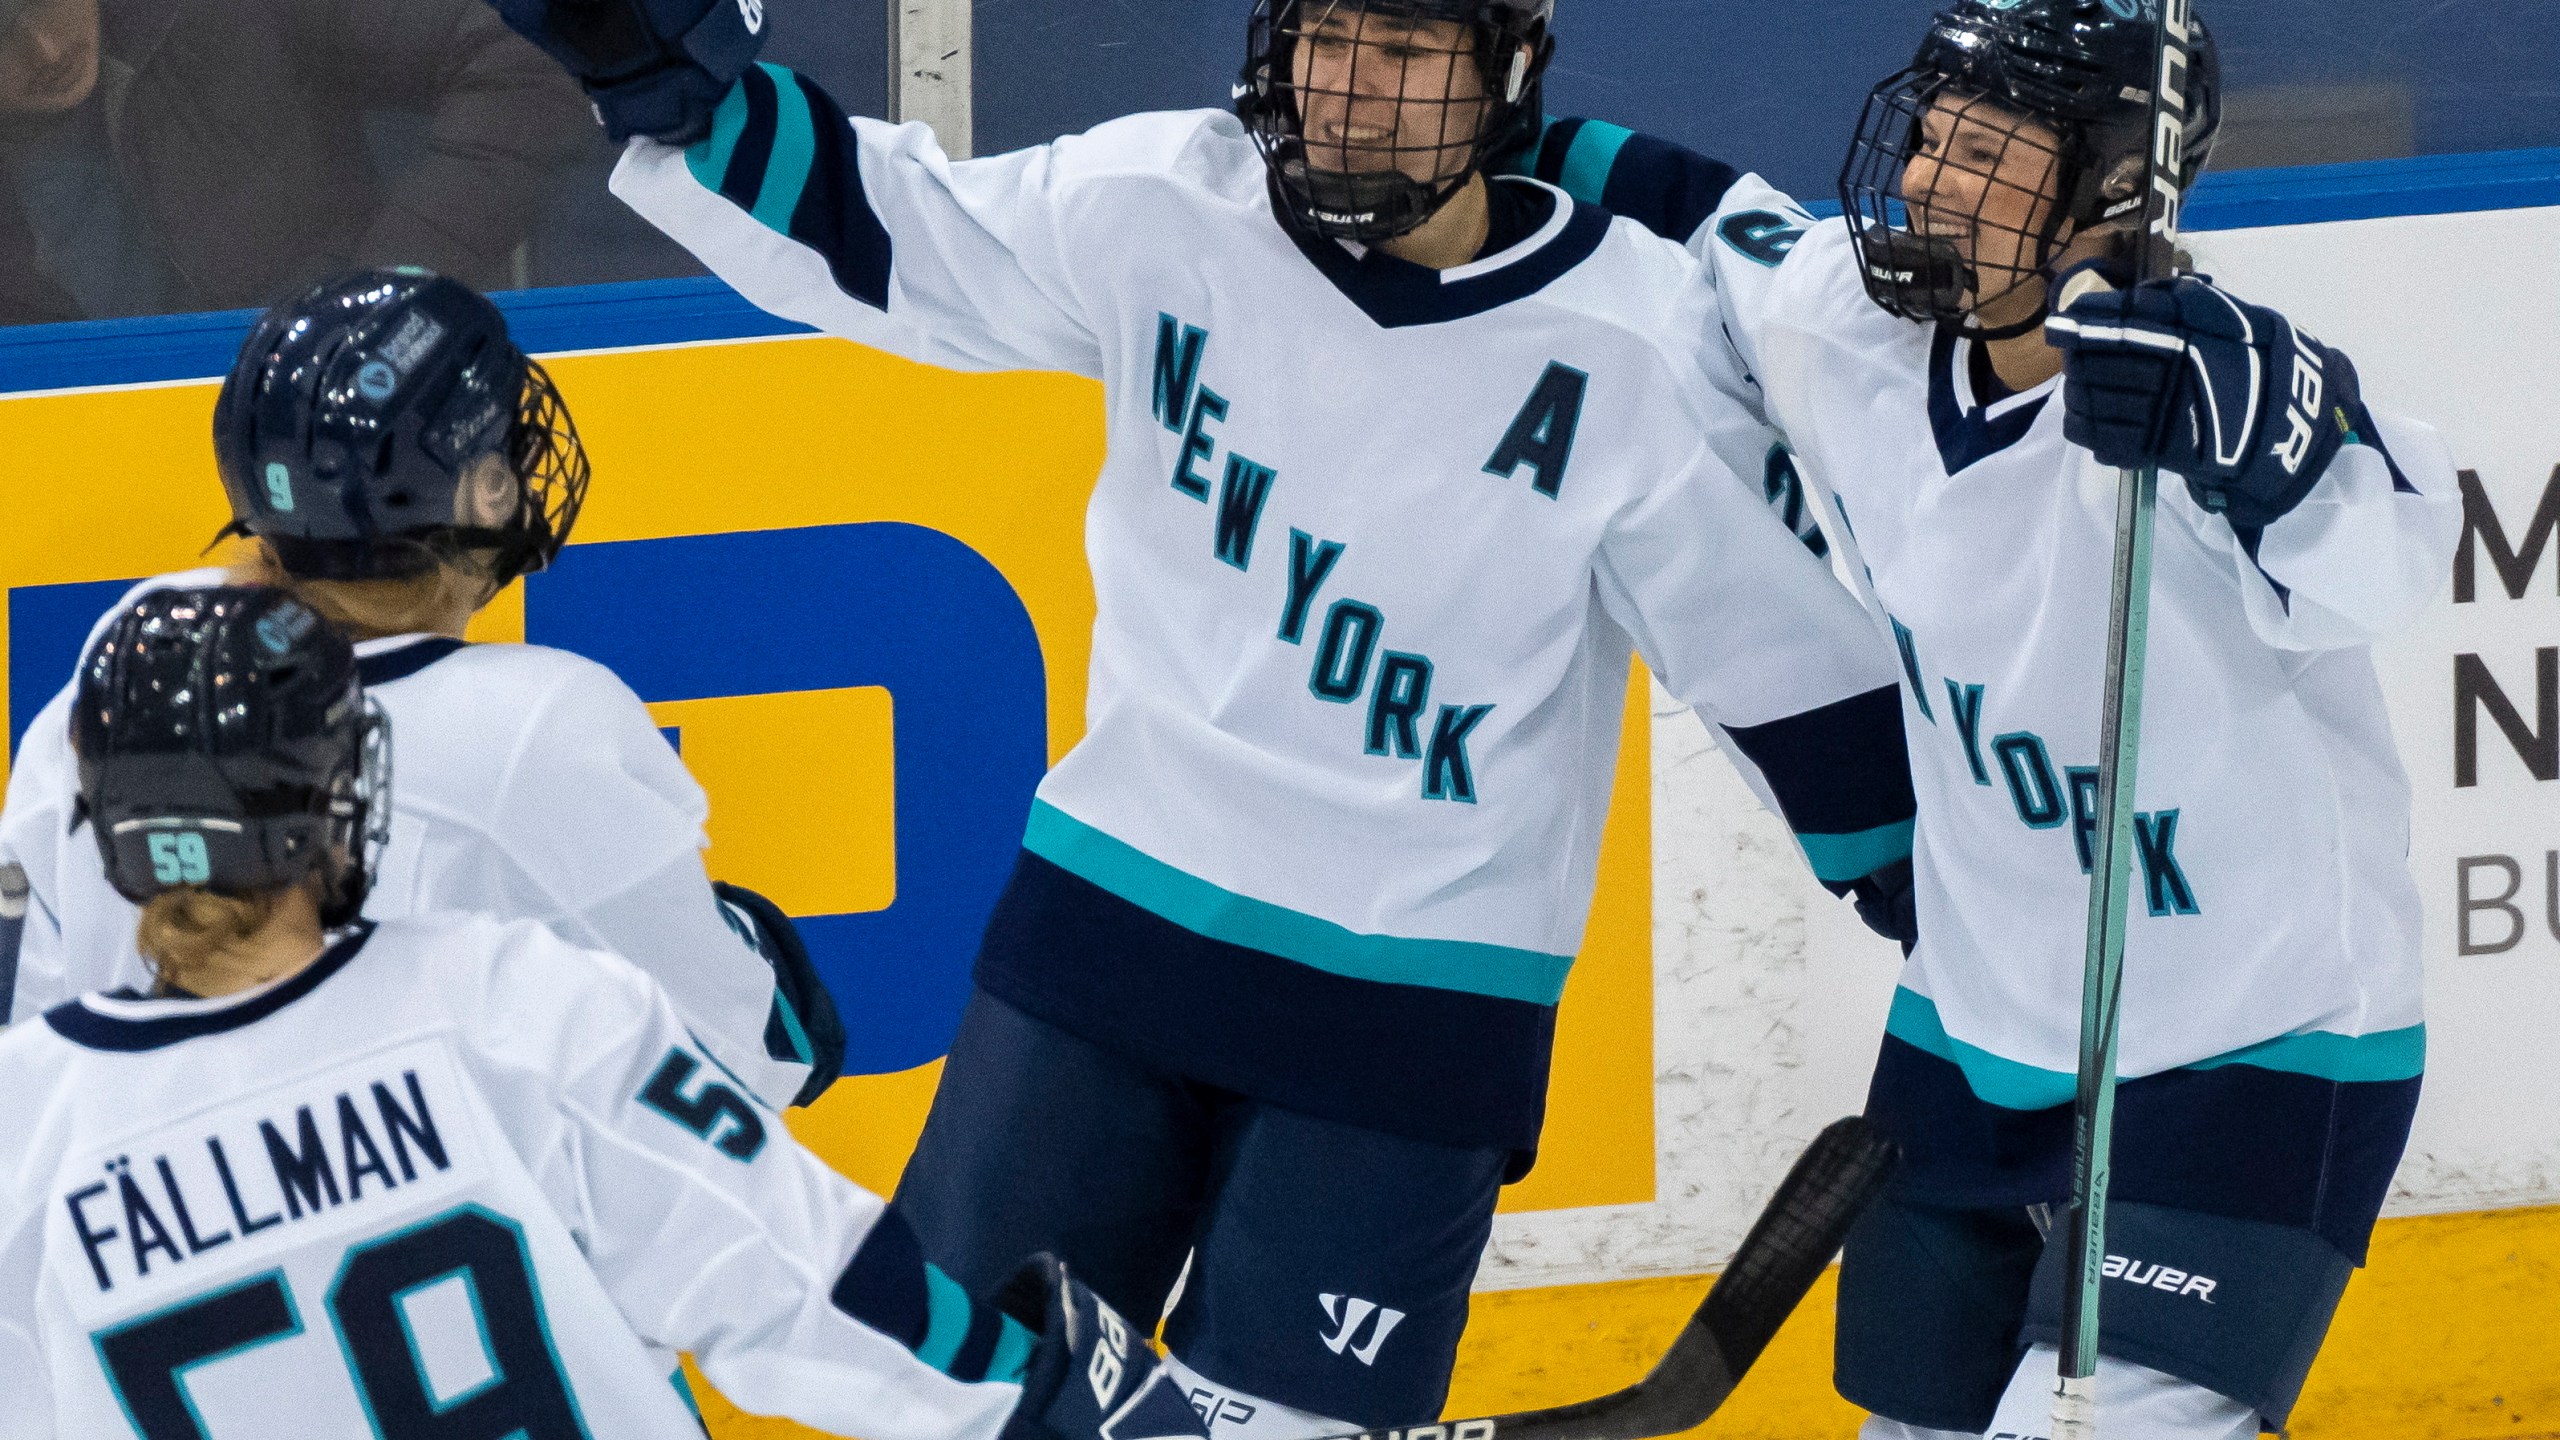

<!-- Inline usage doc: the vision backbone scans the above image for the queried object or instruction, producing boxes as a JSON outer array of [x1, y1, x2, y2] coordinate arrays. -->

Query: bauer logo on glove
[[2045, 269, 2372, 530]]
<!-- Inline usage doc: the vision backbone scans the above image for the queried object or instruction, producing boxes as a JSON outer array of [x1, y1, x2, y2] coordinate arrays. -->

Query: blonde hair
[[136, 889, 279, 997], [227, 541, 494, 642]]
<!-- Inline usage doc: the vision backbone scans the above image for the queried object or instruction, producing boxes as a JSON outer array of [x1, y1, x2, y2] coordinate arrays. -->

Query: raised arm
[[485, 0, 1105, 376], [609, 65, 1117, 377]]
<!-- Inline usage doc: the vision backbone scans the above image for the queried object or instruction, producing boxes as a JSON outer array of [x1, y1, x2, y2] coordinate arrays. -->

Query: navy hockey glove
[[1847, 857, 1918, 956], [714, 880, 846, 1108], [994, 1255, 1207, 1440], [2047, 271, 2361, 529], [483, 0, 766, 145]]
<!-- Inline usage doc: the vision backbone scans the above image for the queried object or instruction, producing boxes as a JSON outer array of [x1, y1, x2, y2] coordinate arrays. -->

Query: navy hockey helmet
[[74, 587, 389, 928], [1239, 0, 1556, 243], [213, 268, 590, 588], [1839, 0, 2222, 324]]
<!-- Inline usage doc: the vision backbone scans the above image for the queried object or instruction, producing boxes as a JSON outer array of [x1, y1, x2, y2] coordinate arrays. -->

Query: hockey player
[[1513, 2, 2463, 1435], [482, 0, 1922, 1433], [0, 583, 1209, 1440], [0, 267, 842, 1110]]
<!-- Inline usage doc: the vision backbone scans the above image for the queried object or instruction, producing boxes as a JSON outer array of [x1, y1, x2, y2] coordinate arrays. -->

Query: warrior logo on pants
[[1318, 1295, 1407, 1365]]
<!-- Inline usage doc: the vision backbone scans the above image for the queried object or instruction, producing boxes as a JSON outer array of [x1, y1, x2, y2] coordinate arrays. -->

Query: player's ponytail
[[135, 889, 280, 997], [228, 539, 492, 642]]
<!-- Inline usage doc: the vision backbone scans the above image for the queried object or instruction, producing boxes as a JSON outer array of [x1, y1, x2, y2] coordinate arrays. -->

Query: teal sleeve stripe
[[685, 79, 755, 194], [750, 61, 820, 234], [1888, 988, 2431, 1112], [770, 985, 813, 1065], [670, 1366, 701, 1417], [2186, 1024, 2427, 1083], [914, 1264, 974, 1374], [985, 1315, 1036, 1386], [1022, 801, 1575, 1005], [1885, 988, 2077, 1110], [1799, 819, 1916, 883], [1558, 120, 1634, 206]]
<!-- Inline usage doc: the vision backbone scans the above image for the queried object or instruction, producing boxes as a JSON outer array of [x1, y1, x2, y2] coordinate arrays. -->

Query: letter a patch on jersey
[[1484, 362, 1589, 499]]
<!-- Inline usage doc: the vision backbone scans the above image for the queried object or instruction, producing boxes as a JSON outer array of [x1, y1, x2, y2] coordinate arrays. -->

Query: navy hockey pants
[[896, 988, 1510, 1427], [1837, 1032, 2421, 1430]]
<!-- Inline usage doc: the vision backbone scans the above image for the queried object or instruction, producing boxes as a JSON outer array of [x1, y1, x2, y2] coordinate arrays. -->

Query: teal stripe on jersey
[[751, 62, 819, 234], [1885, 988, 2074, 1110], [1022, 801, 1575, 1005], [914, 1264, 974, 1373], [1887, 989, 2431, 1111], [769, 985, 814, 1066], [1558, 120, 1634, 207], [985, 1315, 1036, 1386], [2186, 1023, 2427, 1083], [1799, 819, 1915, 883], [686, 80, 755, 195]]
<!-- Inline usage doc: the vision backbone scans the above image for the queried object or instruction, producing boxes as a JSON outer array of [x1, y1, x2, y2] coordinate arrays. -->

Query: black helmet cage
[[213, 268, 591, 590], [1240, 0, 1555, 243], [483, 357, 591, 588], [75, 589, 391, 932], [1839, 0, 2220, 326]]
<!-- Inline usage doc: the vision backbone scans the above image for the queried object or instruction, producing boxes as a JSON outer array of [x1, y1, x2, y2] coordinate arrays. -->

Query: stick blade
[[1463, 1117, 1899, 1440], [1691, 1116, 1899, 1384]]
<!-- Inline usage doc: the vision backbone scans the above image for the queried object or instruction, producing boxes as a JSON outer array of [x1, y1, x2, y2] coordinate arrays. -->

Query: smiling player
[[482, 0, 1925, 1432]]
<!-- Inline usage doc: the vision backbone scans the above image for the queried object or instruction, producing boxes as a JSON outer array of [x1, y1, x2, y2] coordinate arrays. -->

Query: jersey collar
[[1926, 325, 2056, 475], [1276, 176, 1612, 330], [355, 634, 469, 687], [46, 922, 377, 1053]]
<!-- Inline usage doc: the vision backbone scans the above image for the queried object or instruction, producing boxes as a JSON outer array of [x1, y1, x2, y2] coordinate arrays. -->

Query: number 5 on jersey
[[639, 1048, 767, 1161]]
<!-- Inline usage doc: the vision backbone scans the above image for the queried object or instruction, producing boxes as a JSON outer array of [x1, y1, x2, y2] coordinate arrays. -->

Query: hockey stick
[[1315, 1116, 1897, 1440], [2052, 4, 2196, 1436]]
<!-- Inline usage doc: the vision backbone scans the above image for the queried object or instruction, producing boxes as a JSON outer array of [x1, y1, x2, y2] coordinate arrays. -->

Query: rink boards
[[0, 149, 2554, 1436]]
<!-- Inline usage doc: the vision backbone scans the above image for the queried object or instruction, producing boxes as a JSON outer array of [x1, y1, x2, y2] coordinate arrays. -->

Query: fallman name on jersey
[[50, 1039, 480, 1316]]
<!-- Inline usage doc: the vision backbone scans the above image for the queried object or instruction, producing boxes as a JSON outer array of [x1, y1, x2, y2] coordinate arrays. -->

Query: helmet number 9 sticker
[[147, 832, 211, 886]]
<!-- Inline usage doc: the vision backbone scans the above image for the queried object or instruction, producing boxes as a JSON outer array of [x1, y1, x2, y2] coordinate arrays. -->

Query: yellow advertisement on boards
[[0, 331, 1655, 1437]]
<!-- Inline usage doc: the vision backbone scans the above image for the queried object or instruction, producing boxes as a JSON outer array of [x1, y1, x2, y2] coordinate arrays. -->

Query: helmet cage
[[216, 270, 592, 590], [1839, 1, 2220, 329], [441, 358, 591, 589], [1240, 0, 1552, 243], [247, 356, 590, 589], [1839, 67, 2096, 325]]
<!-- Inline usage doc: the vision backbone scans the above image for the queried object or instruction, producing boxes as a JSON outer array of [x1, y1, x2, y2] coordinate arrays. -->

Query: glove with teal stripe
[[485, 0, 767, 145]]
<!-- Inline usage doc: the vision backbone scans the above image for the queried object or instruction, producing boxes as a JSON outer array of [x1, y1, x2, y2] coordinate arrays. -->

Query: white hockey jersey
[[0, 570, 806, 1108], [0, 912, 1027, 1439], [606, 65, 1916, 1150], [1636, 167, 2460, 1101]]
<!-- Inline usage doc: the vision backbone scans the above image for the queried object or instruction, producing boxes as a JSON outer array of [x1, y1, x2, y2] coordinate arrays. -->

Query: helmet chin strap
[[1961, 297, 2053, 343], [1958, 201, 2098, 343]]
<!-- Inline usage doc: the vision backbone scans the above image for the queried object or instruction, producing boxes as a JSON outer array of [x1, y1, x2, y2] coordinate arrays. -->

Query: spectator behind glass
[[0, 0, 596, 324]]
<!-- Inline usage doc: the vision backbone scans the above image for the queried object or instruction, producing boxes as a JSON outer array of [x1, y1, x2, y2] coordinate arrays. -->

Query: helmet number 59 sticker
[[146, 832, 211, 886]]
